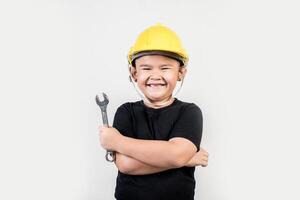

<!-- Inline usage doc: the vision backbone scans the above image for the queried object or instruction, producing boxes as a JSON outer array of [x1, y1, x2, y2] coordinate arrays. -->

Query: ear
[[178, 67, 187, 81], [129, 66, 138, 82]]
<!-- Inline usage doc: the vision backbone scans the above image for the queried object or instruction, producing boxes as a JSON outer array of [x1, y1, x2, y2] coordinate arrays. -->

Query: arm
[[100, 127, 197, 168], [116, 136, 197, 168], [115, 147, 209, 175], [115, 153, 172, 175]]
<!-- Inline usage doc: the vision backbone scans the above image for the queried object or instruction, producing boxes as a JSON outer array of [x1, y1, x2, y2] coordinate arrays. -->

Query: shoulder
[[116, 100, 143, 112], [176, 99, 202, 114], [174, 100, 203, 122]]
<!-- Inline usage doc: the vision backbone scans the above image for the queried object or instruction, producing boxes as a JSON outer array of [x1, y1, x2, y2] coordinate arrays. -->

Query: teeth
[[148, 84, 165, 87]]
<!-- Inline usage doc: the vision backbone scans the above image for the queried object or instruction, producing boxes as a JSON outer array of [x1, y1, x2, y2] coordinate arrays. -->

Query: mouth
[[146, 83, 167, 87]]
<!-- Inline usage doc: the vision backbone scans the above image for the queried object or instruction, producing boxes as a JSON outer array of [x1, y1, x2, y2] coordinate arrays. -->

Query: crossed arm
[[115, 153, 174, 175], [99, 126, 209, 175]]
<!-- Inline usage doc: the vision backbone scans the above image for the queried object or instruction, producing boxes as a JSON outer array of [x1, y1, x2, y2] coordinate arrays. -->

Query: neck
[[143, 96, 175, 109]]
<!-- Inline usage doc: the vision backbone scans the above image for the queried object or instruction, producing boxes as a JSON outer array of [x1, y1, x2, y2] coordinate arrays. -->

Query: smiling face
[[130, 55, 186, 107]]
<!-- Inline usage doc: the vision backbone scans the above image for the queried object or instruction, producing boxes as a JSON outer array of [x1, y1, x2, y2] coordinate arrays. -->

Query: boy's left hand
[[98, 126, 122, 151], [185, 147, 209, 167]]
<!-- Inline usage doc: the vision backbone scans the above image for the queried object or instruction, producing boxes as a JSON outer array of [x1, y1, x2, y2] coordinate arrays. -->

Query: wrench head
[[95, 92, 109, 108]]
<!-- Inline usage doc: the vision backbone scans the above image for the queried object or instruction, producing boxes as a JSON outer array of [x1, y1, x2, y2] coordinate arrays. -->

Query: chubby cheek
[[136, 73, 149, 85], [164, 73, 179, 87]]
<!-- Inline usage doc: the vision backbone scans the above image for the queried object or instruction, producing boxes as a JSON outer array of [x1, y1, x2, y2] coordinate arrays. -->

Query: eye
[[162, 68, 172, 71], [141, 67, 151, 71], [161, 65, 173, 70]]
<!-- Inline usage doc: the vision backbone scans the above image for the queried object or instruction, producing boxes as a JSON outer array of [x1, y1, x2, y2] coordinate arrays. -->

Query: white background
[[0, 0, 299, 199]]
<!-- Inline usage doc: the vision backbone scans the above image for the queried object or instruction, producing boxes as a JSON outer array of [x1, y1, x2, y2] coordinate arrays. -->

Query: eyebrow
[[139, 64, 152, 68], [139, 64, 174, 68], [160, 64, 173, 67]]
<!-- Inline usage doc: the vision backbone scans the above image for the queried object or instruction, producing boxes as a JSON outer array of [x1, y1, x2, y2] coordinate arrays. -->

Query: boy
[[99, 23, 209, 200]]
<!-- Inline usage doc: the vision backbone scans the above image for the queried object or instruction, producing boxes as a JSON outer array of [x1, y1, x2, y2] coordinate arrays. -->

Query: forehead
[[135, 55, 180, 66]]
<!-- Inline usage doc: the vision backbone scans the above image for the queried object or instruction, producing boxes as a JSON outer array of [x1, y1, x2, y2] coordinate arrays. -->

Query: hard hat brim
[[131, 50, 185, 67]]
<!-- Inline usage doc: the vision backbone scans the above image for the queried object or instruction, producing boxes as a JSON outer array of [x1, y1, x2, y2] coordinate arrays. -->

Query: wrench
[[95, 92, 115, 162]]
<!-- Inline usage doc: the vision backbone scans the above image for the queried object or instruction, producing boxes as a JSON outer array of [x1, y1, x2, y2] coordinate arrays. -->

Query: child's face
[[130, 55, 186, 104]]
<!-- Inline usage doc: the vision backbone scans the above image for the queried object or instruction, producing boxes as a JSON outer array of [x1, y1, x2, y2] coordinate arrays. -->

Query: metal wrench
[[95, 92, 115, 162]]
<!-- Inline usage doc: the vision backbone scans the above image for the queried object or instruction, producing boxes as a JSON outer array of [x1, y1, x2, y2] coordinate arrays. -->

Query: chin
[[144, 95, 161, 101], [146, 94, 170, 101], [146, 97, 162, 102]]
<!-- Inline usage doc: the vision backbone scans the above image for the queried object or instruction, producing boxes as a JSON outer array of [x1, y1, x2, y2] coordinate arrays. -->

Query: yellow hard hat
[[128, 23, 189, 67]]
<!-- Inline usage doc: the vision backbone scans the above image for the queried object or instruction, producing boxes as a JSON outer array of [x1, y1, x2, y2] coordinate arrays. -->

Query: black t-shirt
[[113, 98, 203, 200]]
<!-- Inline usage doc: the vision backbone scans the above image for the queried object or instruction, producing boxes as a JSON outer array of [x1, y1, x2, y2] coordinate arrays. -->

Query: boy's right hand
[[185, 147, 209, 167]]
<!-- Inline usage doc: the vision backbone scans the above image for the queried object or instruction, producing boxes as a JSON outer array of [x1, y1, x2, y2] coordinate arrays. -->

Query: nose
[[149, 75, 162, 81], [149, 68, 163, 80]]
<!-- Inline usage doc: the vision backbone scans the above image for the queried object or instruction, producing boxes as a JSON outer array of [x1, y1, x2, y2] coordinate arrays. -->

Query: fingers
[[200, 159, 208, 167], [200, 147, 209, 157], [98, 126, 113, 132], [98, 125, 107, 130], [98, 126, 107, 148], [198, 147, 209, 167]]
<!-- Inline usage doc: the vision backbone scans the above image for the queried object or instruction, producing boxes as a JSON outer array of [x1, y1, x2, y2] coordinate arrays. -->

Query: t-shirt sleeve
[[169, 104, 203, 151], [113, 103, 133, 137]]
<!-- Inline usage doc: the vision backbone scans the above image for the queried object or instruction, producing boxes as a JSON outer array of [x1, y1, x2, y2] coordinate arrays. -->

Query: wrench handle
[[101, 110, 109, 127], [100, 109, 115, 162]]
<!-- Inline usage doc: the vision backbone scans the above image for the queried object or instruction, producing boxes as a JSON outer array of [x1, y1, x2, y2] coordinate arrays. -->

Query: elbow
[[171, 155, 190, 168], [168, 138, 197, 168], [116, 162, 130, 174], [116, 160, 131, 174], [171, 152, 190, 168], [169, 148, 195, 168], [115, 154, 134, 174]]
